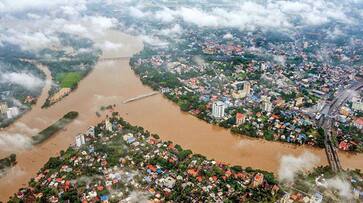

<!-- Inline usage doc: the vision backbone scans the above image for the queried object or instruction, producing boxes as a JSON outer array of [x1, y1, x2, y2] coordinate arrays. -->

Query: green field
[[56, 72, 82, 88]]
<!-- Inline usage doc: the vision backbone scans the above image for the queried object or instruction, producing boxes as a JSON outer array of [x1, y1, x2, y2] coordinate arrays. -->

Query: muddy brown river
[[0, 30, 362, 201]]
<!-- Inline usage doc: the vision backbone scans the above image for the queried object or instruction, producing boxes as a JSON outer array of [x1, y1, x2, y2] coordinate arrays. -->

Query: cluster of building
[[282, 170, 363, 203], [0, 102, 20, 120], [11, 115, 280, 202], [130, 28, 363, 152]]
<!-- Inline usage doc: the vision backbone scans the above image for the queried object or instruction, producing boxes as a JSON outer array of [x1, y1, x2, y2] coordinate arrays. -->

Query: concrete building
[[235, 113, 245, 125], [261, 96, 273, 113], [352, 101, 363, 112], [6, 107, 19, 119], [295, 97, 304, 107], [0, 102, 8, 114], [212, 101, 225, 118], [354, 118, 363, 130], [243, 81, 251, 95], [105, 118, 113, 131], [75, 134, 86, 147]]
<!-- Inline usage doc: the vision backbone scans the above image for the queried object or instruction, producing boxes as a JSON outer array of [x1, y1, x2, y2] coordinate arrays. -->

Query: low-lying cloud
[[0, 133, 33, 151], [278, 152, 320, 183], [0, 72, 44, 91], [125, 0, 361, 33]]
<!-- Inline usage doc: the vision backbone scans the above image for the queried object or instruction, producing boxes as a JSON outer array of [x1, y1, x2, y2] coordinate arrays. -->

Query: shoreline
[[0, 29, 363, 201]]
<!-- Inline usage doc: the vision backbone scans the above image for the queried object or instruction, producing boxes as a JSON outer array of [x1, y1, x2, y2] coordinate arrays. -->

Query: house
[[252, 173, 264, 188], [338, 140, 350, 151], [236, 113, 245, 125], [354, 118, 363, 130]]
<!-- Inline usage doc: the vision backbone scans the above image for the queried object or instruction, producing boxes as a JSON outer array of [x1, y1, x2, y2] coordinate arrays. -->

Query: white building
[[87, 126, 95, 137], [75, 134, 86, 147], [105, 118, 113, 131], [352, 101, 363, 112], [262, 101, 273, 113], [243, 81, 251, 95], [212, 101, 225, 118], [261, 96, 272, 113], [0, 102, 8, 114], [6, 107, 19, 119]]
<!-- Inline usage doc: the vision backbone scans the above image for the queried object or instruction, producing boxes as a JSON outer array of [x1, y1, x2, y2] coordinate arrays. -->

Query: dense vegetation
[[0, 154, 17, 175], [32, 111, 79, 144]]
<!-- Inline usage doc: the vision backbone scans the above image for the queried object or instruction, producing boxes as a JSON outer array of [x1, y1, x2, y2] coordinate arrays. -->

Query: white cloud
[[160, 24, 183, 36], [278, 152, 320, 183], [140, 35, 168, 47], [125, 0, 359, 32], [179, 7, 219, 27], [96, 41, 123, 51], [129, 6, 148, 18], [63, 23, 88, 35], [223, 33, 233, 40], [0, 72, 44, 90], [325, 177, 353, 199], [0, 133, 32, 151], [0, 30, 60, 51], [0, 0, 86, 13], [123, 191, 150, 203], [87, 16, 118, 30], [13, 122, 39, 135], [154, 7, 176, 23]]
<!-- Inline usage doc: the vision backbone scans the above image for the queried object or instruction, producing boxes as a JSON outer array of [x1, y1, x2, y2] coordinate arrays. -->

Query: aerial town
[[130, 27, 363, 152], [9, 115, 281, 202], [1, 0, 363, 202], [9, 114, 363, 202]]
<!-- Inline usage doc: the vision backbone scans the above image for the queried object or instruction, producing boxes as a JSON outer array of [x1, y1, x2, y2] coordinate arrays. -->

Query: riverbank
[[0, 29, 362, 201], [9, 115, 281, 202]]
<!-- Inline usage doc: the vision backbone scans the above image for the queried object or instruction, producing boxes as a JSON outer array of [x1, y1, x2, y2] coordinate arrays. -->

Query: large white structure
[[75, 134, 86, 147], [105, 118, 113, 131], [261, 96, 272, 113], [6, 107, 19, 119], [231, 81, 251, 99], [353, 101, 363, 112], [212, 101, 225, 118], [243, 81, 251, 95], [0, 102, 8, 114]]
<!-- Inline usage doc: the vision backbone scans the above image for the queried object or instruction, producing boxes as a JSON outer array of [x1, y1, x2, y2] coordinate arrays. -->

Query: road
[[319, 81, 363, 172]]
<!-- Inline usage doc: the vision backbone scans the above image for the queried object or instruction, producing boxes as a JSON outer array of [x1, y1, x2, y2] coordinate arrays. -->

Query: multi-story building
[[212, 101, 225, 118], [235, 112, 245, 125], [243, 81, 251, 95], [261, 96, 273, 113], [0, 102, 8, 114], [6, 107, 19, 119], [352, 101, 363, 112], [75, 134, 86, 147], [105, 118, 113, 132], [262, 101, 273, 113]]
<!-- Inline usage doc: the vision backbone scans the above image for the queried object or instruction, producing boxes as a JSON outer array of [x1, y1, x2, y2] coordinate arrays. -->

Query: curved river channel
[[0, 29, 362, 201]]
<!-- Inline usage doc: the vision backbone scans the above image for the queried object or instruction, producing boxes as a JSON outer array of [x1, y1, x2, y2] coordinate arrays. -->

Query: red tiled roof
[[225, 170, 232, 177], [236, 113, 244, 120], [339, 141, 350, 150], [97, 185, 104, 191], [355, 117, 363, 126], [147, 164, 157, 172], [187, 169, 198, 177]]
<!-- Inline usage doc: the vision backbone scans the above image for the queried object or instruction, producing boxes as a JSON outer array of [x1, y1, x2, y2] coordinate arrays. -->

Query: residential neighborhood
[[10, 115, 281, 202]]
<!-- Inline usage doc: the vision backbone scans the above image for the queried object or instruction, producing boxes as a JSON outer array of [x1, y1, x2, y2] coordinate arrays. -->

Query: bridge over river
[[319, 81, 363, 172]]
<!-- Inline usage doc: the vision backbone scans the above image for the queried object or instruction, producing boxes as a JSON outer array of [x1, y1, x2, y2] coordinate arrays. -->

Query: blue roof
[[100, 195, 109, 201], [127, 137, 136, 143]]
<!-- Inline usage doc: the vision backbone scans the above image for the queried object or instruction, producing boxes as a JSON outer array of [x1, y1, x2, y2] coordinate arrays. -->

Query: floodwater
[[0, 29, 362, 201]]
